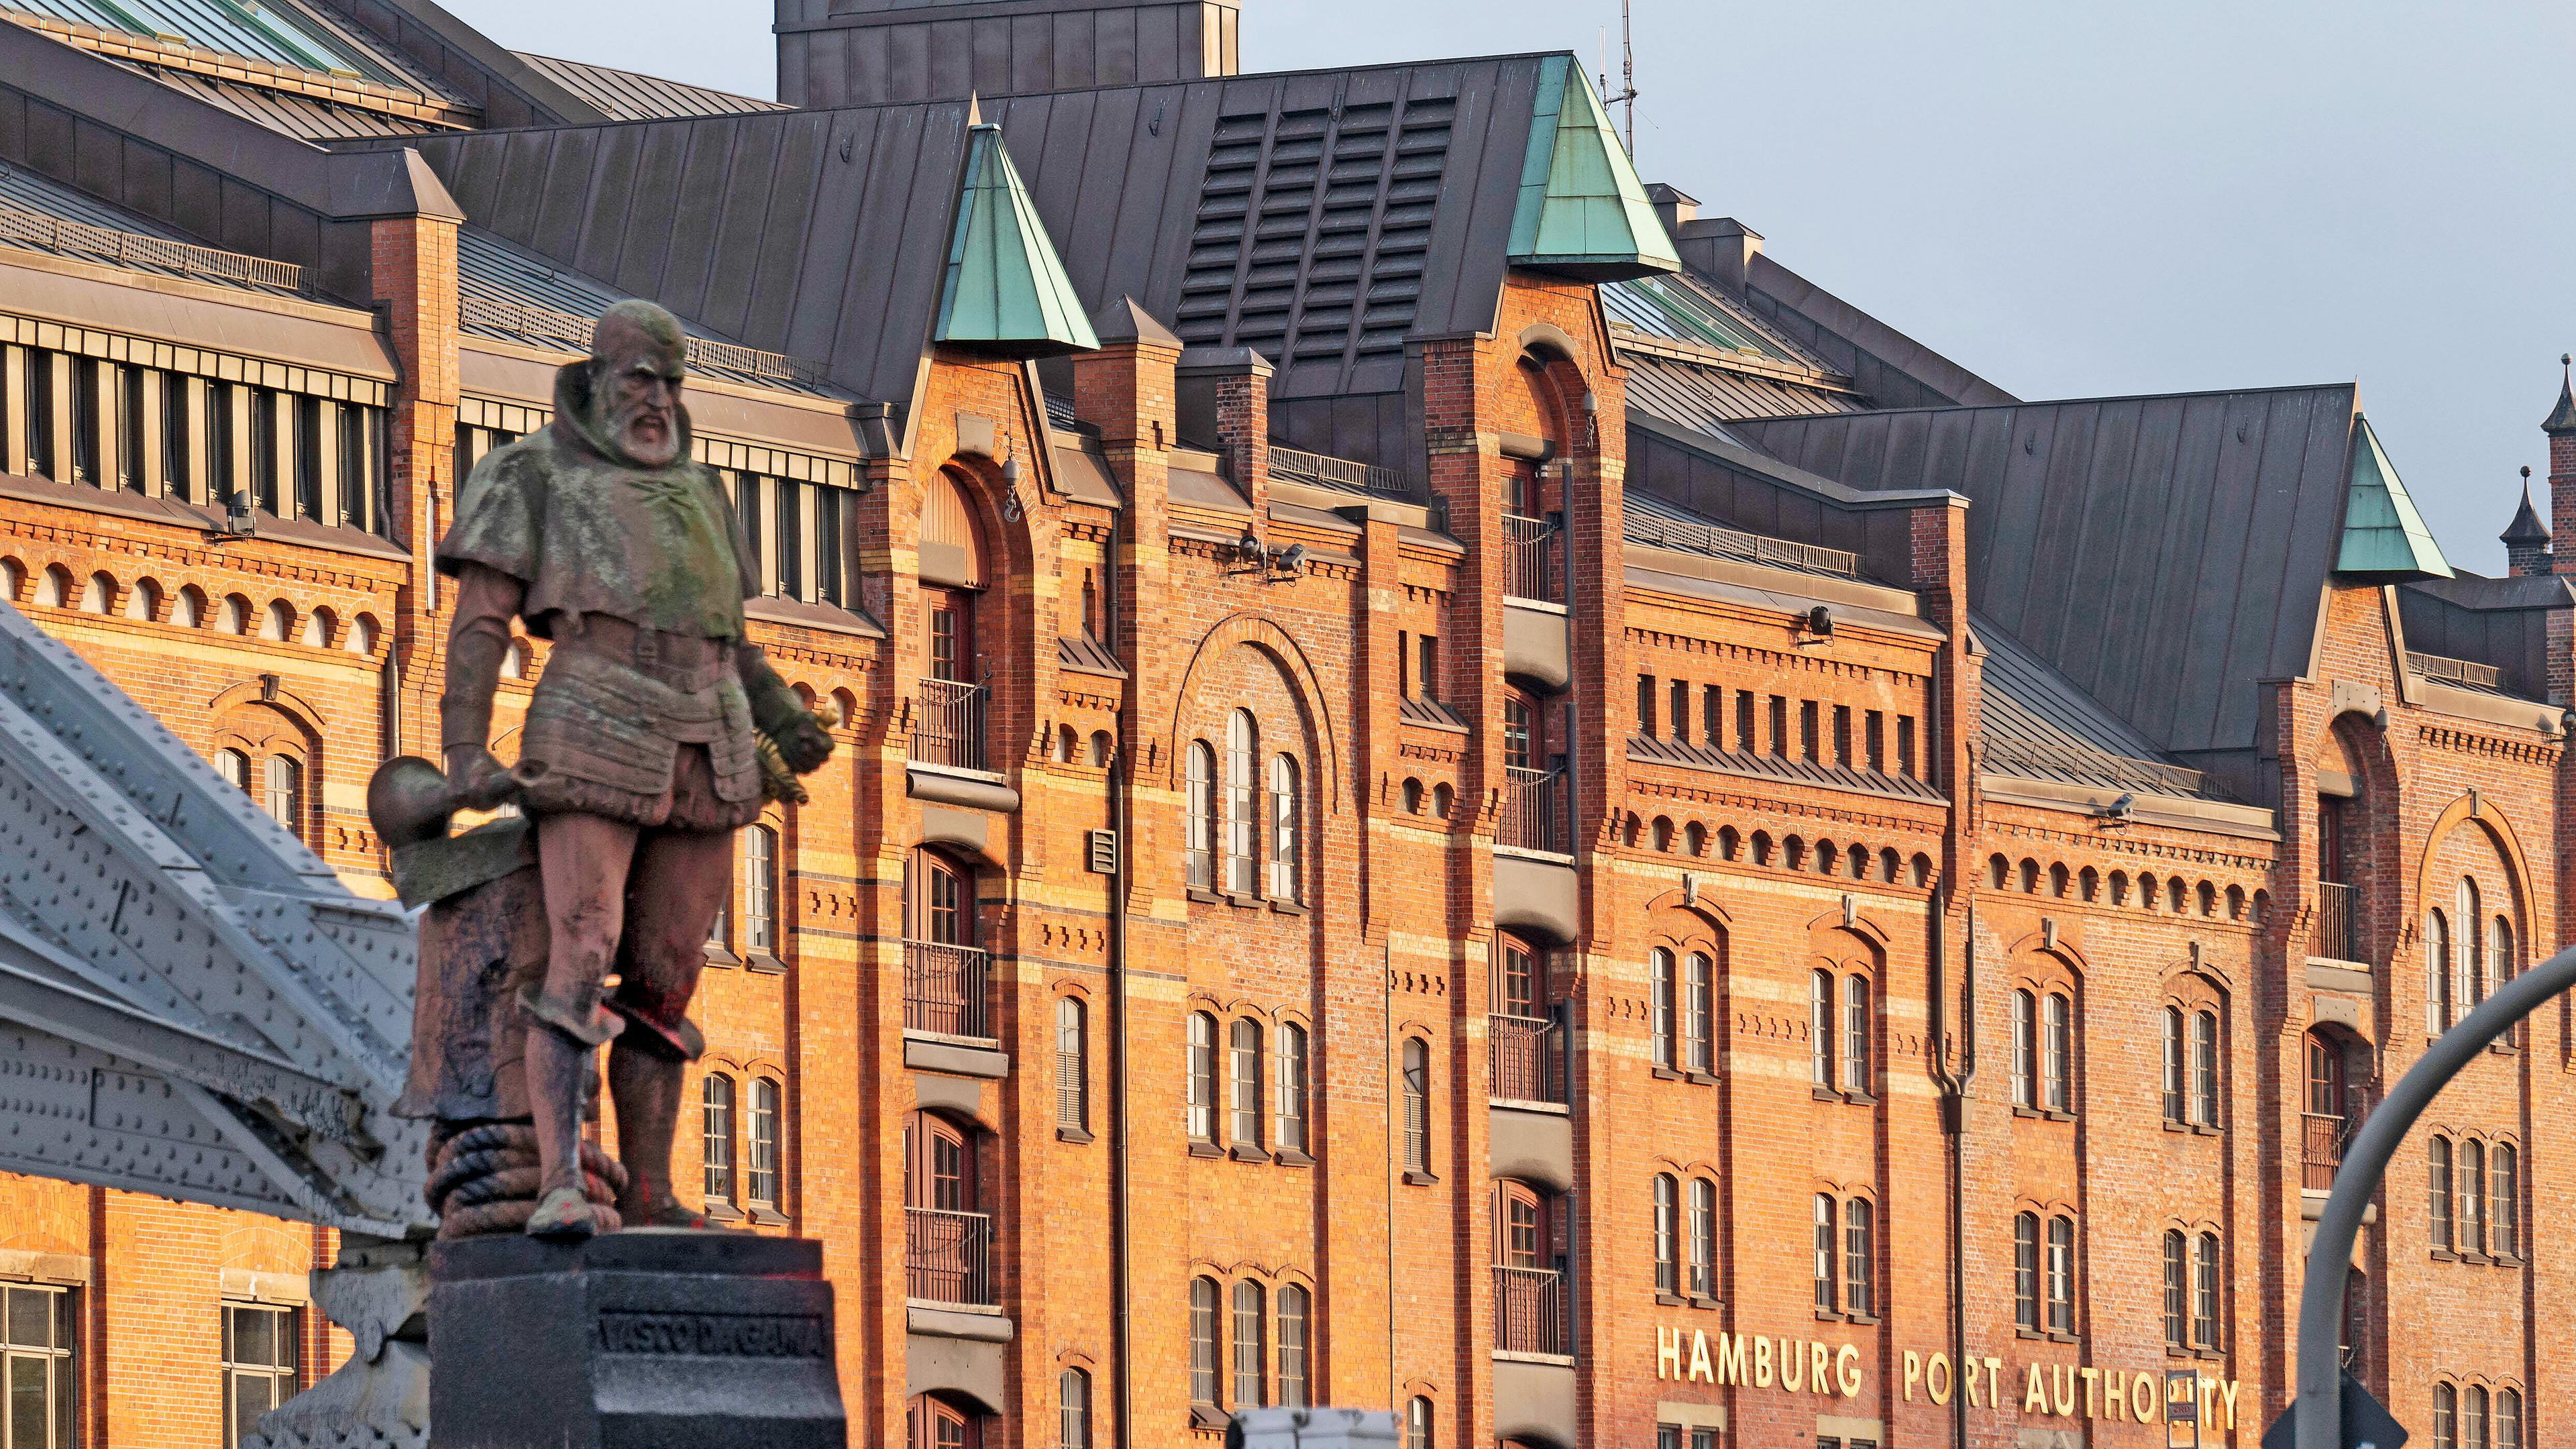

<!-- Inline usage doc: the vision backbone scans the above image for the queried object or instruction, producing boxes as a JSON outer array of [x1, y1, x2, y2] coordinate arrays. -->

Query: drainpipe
[[1107, 515, 1135, 1449], [1926, 892, 1976, 1449]]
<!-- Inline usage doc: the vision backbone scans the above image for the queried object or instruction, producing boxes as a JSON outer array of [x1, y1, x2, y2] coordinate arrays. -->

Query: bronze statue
[[382, 300, 832, 1240]]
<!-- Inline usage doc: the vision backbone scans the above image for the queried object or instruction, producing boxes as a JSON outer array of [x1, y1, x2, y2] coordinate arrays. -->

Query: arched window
[[1059, 1368, 1090, 1449], [702, 1073, 736, 1205], [1188, 1277, 1222, 1406], [2161, 1230, 2188, 1346], [904, 849, 979, 1034], [2045, 1215, 2076, 1334], [2160, 1007, 2186, 1122], [2492, 915, 2517, 994], [1809, 969, 1835, 1089], [2458, 879, 2483, 1010], [1056, 997, 1088, 1134], [747, 1077, 782, 1210], [2429, 1135, 2454, 1251], [900, 1109, 982, 1299], [2192, 1010, 2220, 1126], [2041, 991, 2072, 1112], [2433, 1384, 2458, 1449], [2492, 1141, 2520, 1258], [215, 747, 249, 793], [1275, 1022, 1309, 1156], [346, 612, 375, 653], [1187, 1013, 1218, 1144], [124, 576, 158, 623], [1684, 952, 1713, 1074], [1811, 1193, 1837, 1311], [1498, 933, 1541, 1019], [1387, 1038, 1428, 1179], [77, 571, 109, 614], [300, 606, 331, 647], [1651, 1174, 1678, 1295], [2497, 1389, 2522, 1449], [1406, 1397, 1434, 1449], [263, 754, 303, 840], [2010, 989, 2037, 1108], [2191, 1231, 2221, 1348], [1224, 710, 1258, 895], [1844, 1197, 1875, 1318], [1843, 974, 1872, 1095], [2465, 1387, 2489, 1449], [906, 1393, 982, 1449], [2459, 1138, 2487, 1255], [1229, 1018, 1264, 1150], [1688, 1177, 1716, 1300], [1649, 949, 1674, 1068], [217, 593, 248, 634], [31, 566, 64, 609], [2426, 908, 2453, 1034], [1432, 782, 1454, 819], [2012, 1212, 2040, 1330], [1185, 741, 1216, 890], [743, 824, 778, 957], [1268, 754, 1301, 902], [1276, 1284, 1310, 1407], [1231, 1280, 1267, 1408], [260, 600, 290, 641]]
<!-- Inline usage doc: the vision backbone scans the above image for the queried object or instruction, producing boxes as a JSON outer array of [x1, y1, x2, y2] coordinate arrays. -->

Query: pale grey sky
[[453, 0, 2575, 573]]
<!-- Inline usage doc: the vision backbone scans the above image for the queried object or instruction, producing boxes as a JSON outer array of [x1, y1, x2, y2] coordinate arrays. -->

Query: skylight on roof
[[1603, 274, 1790, 362], [9, 0, 403, 85]]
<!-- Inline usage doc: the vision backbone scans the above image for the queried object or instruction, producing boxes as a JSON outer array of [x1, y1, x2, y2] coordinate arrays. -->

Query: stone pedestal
[[427, 1232, 845, 1449]]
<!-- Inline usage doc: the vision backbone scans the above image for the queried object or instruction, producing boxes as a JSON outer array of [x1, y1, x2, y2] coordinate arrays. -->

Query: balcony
[[1499, 767, 1569, 855], [1490, 1013, 1566, 1106], [1493, 1265, 1568, 1356], [910, 678, 990, 773], [2313, 881, 2361, 963], [903, 940, 991, 1039], [905, 1206, 994, 1307], [1502, 513, 1560, 604], [2303, 1112, 2353, 1193]]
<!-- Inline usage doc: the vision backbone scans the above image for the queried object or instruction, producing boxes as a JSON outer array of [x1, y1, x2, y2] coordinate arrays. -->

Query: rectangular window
[[1670, 680, 1690, 743], [1416, 633, 1438, 702], [3, 1283, 77, 1449], [1812, 1194, 1837, 1311], [1691, 1430, 1717, 1449], [2493, 1144, 2520, 1257], [1274, 1025, 1307, 1155], [1832, 705, 1851, 766], [1702, 685, 1721, 747], [2161, 1233, 2188, 1346], [2161, 1008, 2186, 1122], [222, 1302, 299, 1449], [1843, 976, 1871, 1095], [1276, 1288, 1308, 1408], [1659, 1426, 1682, 1449], [1186, 1014, 1216, 1142], [1865, 710, 1885, 772], [337, 402, 367, 529], [1800, 700, 1819, 761], [117, 365, 144, 492], [1653, 1178, 1677, 1294], [25, 350, 53, 480], [2429, 1138, 2453, 1251], [1810, 971, 1834, 1089], [249, 388, 278, 514], [2191, 1234, 2220, 1348], [2043, 993, 2072, 1112], [743, 826, 777, 955], [816, 487, 845, 606], [1650, 950, 1674, 1067], [702, 1075, 735, 1202], [1188, 1280, 1220, 1405], [1229, 1020, 1262, 1148], [775, 478, 804, 600], [1637, 675, 1656, 737], [1897, 716, 1917, 778], [292, 394, 321, 521], [1687, 1178, 1715, 1299], [209, 381, 235, 503], [1768, 696, 1788, 757], [69, 356, 97, 484], [162, 374, 191, 501], [2192, 1011, 2220, 1126], [2012, 1214, 2039, 1330], [1685, 954, 1713, 1074], [735, 472, 762, 578], [1735, 690, 1755, 752], [746, 1077, 781, 1208], [2045, 1216, 2076, 1335], [1844, 1198, 1874, 1318], [1231, 1284, 1266, 1409]]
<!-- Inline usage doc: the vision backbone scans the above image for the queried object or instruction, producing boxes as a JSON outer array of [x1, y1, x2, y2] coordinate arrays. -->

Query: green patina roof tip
[[2337, 417, 2452, 580], [1507, 56, 1681, 280], [934, 123, 1099, 356]]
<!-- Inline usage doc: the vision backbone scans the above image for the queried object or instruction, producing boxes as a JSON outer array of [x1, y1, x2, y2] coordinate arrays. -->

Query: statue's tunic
[[437, 364, 765, 830]]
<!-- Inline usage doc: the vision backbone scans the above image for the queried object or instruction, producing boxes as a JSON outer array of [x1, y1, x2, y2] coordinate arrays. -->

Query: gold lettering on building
[[1688, 1330, 1713, 1385], [1717, 1332, 1748, 1387], [2023, 1364, 2048, 1414], [1835, 1343, 1862, 1398], [1754, 1334, 1772, 1388], [2106, 1370, 2128, 1422], [1927, 1352, 1954, 1407], [1781, 1337, 1807, 1392], [1659, 1327, 1682, 1381], [2131, 1372, 2156, 1423]]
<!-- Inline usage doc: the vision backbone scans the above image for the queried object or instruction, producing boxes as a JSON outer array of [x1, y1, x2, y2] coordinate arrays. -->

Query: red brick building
[[0, 4, 2560, 1449]]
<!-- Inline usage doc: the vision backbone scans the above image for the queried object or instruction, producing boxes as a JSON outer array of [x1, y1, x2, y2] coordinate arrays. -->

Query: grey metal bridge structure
[[0, 599, 433, 1447]]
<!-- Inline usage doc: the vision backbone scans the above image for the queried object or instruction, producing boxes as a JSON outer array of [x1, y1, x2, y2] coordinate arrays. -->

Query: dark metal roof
[[114, 60, 439, 138], [1622, 487, 1859, 580], [2502, 478, 2550, 549], [455, 227, 839, 394], [1731, 385, 2364, 757], [1736, 251, 2017, 411], [2402, 572, 2575, 611], [1617, 350, 1862, 439], [511, 51, 786, 121], [0, 162, 305, 292], [2398, 572, 2573, 703], [5, 0, 439, 90], [1627, 733, 1947, 804], [2546, 358, 2576, 435], [1974, 615, 2216, 800]]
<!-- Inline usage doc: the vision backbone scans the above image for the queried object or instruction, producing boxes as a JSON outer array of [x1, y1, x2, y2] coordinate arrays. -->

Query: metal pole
[[2293, 940, 2576, 1449]]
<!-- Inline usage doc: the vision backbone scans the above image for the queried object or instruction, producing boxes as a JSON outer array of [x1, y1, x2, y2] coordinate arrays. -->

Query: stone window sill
[[1690, 1295, 1723, 1312], [1274, 1148, 1316, 1167], [2430, 1248, 2458, 1262], [1847, 1313, 1880, 1327], [702, 1201, 745, 1222], [2016, 1328, 2043, 1340], [2191, 1122, 2222, 1136], [1230, 1144, 1271, 1164], [749, 1205, 789, 1227], [1653, 1066, 1684, 1081], [1813, 1086, 1843, 1103], [1187, 1140, 1226, 1159], [1270, 900, 1308, 916], [1187, 888, 1222, 904], [1685, 1071, 1717, 1086], [745, 952, 787, 976], [1058, 1126, 1095, 1144], [1191, 1405, 1230, 1431], [1402, 1169, 1438, 1187], [704, 944, 741, 967], [1656, 1292, 1686, 1307]]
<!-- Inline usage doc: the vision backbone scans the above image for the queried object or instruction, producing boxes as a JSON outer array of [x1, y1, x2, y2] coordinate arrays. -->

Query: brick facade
[[0, 205, 2559, 1449]]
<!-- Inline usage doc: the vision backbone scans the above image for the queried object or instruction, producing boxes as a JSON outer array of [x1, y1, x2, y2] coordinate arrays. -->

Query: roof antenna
[[1601, 0, 1641, 158]]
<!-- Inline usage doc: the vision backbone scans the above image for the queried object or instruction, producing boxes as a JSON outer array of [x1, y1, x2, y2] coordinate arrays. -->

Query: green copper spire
[[934, 123, 1099, 356], [1507, 56, 1682, 280], [2336, 416, 2452, 580]]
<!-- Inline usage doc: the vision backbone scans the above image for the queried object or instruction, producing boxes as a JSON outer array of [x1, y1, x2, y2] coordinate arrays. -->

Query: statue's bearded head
[[587, 301, 688, 468]]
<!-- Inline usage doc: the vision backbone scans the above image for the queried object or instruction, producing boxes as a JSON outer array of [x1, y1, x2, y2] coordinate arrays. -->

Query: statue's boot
[[608, 1036, 718, 1230], [519, 985, 622, 1240]]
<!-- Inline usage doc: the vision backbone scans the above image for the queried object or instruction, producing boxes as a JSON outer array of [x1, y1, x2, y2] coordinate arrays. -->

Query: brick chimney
[[2547, 355, 2576, 577], [1175, 345, 1272, 519], [2505, 466, 2553, 576]]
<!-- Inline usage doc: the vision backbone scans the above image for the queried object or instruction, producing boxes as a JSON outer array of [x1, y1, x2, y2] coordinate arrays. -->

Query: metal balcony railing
[[1493, 1265, 1568, 1355], [1490, 1013, 1565, 1105], [903, 941, 991, 1038], [904, 1206, 994, 1306], [2314, 881, 2361, 963], [910, 678, 990, 773], [1501, 513, 1560, 603], [2303, 1112, 2354, 1192], [1499, 766, 1568, 855]]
